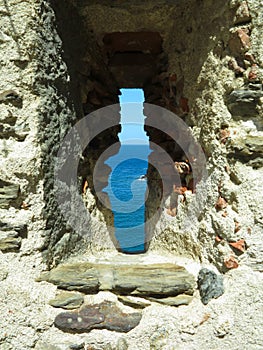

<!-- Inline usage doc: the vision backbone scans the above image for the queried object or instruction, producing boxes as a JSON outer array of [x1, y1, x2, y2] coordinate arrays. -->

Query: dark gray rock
[[69, 344, 85, 350], [54, 301, 142, 333], [198, 268, 224, 305], [226, 89, 263, 119], [248, 83, 262, 91]]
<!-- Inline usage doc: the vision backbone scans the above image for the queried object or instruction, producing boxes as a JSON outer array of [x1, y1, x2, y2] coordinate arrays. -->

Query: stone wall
[[145, 0, 263, 273], [0, 0, 263, 349]]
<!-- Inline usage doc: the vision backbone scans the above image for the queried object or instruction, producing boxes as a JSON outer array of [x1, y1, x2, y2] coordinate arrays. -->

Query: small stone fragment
[[224, 256, 239, 269], [49, 291, 84, 309], [69, 343, 85, 350], [234, 221, 241, 233], [199, 313, 211, 325], [215, 197, 227, 210], [118, 295, 151, 309], [148, 294, 193, 306], [179, 97, 189, 113], [35, 342, 63, 350], [21, 201, 31, 210], [0, 237, 21, 252], [54, 301, 142, 333], [198, 268, 224, 305], [0, 90, 20, 102], [228, 57, 245, 75], [0, 180, 20, 209], [248, 64, 259, 82], [219, 128, 230, 144], [229, 28, 251, 55], [229, 239, 246, 252], [244, 52, 256, 64], [215, 235, 222, 243], [166, 207, 177, 217], [234, 1, 251, 25], [227, 89, 263, 118], [214, 319, 231, 338]]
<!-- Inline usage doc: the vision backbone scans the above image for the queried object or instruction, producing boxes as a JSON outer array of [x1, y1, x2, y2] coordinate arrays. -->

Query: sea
[[105, 144, 151, 253]]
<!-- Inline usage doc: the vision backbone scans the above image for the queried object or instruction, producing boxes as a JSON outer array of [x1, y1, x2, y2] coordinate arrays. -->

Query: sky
[[118, 88, 149, 145]]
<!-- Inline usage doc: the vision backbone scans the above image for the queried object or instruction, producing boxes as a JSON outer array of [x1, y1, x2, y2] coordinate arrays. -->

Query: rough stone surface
[[37, 264, 99, 294], [117, 296, 151, 309], [49, 292, 84, 310], [0, 236, 21, 252], [38, 261, 195, 297], [54, 301, 142, 333], [198, 268, 224, 305], [148, 294, 193, 306], [0, 0, 263, 349], [0, 180, 20, 209]]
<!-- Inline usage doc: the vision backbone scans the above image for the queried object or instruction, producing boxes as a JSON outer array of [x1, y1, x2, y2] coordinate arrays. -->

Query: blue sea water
[[105, 144, 151, 253]]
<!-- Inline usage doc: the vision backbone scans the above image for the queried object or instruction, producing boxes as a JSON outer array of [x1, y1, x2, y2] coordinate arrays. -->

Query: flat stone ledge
[[37, 261, 195, 298]]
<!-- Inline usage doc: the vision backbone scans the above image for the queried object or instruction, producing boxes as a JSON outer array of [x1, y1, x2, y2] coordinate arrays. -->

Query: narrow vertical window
[[105, 89, 150, 253]]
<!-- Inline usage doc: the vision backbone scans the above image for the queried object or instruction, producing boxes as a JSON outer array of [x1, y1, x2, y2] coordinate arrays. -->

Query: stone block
[[54, 301, 142, 333], [49, 291, 84, 309], [0, 237, 22, 252], [226, 89, 263, 119], [0, 179, 20, 209], [228, 28, 251, 55], [37, 262, 196, 298]]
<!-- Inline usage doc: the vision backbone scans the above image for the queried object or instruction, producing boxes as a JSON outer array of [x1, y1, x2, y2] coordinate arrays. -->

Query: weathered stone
[[228, 28, 251, 55], [35, 343, 63, 350], [0, 0, 263, 348], [36, 263, 99, 294], [224, 256, 239, 269], [148, 294, 193, 306], [228, 135, 263, 167], [233, 1, 251, 25], [0, 222, 27, 238], [0, 222, 27, 252], [0, 180, 20, 209], [118, 295, 151, 309], [0, 237, 22, 252], [247, 83, 262, 91], [111, 263, 195, 296], [226, 89, 263, 118], [37, 262, 195, 297], [54, 301, 142, 333], [211, 213, 236, 240], [198, 268, 224, 305], [0, 230, 18, 240], [49, 291, 84, 309], [69, 344, 85, 350]]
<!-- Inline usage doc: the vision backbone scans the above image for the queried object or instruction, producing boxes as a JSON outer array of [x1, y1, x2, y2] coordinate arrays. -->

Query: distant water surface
[[105, 144, 150, 253]]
